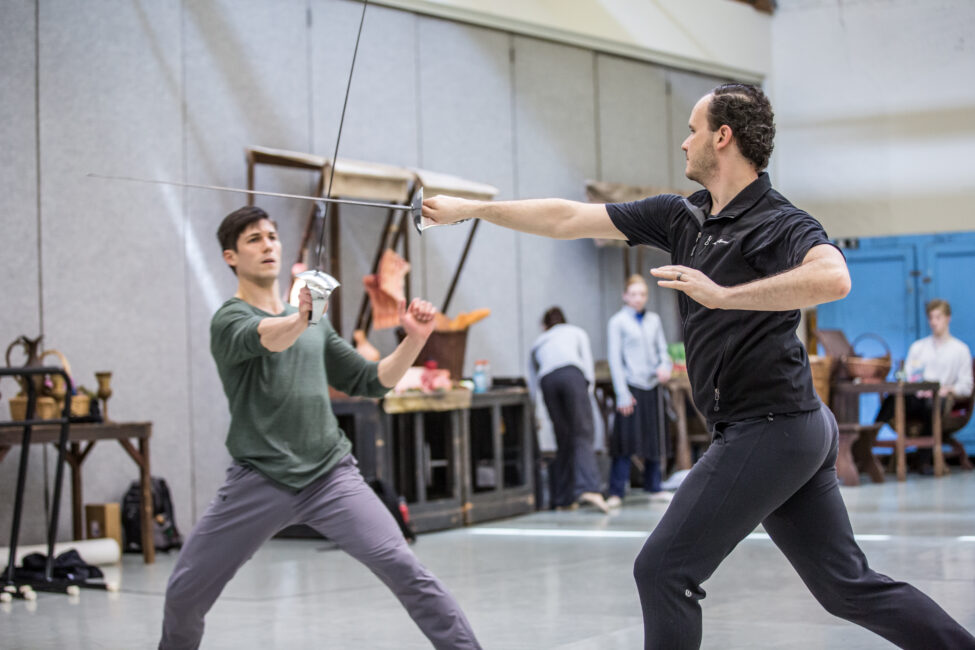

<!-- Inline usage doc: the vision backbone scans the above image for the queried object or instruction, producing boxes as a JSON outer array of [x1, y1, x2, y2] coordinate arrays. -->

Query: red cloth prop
[[364, 249, 410, 330]]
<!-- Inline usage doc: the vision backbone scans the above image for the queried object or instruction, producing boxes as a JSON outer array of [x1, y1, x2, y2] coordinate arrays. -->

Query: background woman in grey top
[[529, 307, 608, 513], [606, 275, 673, 507]]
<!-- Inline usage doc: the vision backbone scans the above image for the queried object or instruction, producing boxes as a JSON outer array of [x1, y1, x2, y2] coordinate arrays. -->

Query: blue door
[[817, 242, 919, 369], [817, 243, 919, 432], [919, 235, 975, 451], [819, 232, 975, 455]]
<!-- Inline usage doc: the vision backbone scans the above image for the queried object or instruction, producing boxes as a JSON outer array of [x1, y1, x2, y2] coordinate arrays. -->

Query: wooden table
[[465, 388, 534, 525], [330, 388, 534, 534], [0, 421, 155, 564], [831, 381, 942, 481]]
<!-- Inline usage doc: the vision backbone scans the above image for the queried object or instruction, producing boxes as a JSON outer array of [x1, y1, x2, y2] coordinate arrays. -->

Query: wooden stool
[[835, 424, 861, 486], [848, 423, 885, 483]]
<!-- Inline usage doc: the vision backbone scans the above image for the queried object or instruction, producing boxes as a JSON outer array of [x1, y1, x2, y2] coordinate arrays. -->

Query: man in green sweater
[[159, 206, 480, 649]]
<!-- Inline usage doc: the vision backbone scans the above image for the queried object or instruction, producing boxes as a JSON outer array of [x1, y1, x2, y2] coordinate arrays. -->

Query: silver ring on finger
[[676, 272, 683, 282]]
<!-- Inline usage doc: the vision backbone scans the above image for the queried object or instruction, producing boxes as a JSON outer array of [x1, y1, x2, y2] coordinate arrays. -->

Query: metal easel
[[1, 366, 112, 600]]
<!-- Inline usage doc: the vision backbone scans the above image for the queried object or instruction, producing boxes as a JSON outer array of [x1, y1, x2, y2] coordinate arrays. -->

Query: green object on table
[[668, 343, 686, 363]]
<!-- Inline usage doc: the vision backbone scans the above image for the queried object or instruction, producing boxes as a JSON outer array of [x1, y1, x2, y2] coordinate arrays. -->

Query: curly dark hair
[[707, 83, 775, 171]]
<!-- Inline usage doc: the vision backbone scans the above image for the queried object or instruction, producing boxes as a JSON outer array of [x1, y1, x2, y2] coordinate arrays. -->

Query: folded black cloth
[[17, 549, 104, 582]]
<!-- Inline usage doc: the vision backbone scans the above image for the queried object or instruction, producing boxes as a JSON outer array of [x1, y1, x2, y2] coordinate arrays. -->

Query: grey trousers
[[159, 455, 480, 650]]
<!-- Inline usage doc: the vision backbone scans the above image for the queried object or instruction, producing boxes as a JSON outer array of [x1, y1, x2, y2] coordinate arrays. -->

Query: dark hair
[[217, 206, 276, 275], [926, 298, 951, 317], [542, 307, 566, 330], [707, 83, 775, 171]]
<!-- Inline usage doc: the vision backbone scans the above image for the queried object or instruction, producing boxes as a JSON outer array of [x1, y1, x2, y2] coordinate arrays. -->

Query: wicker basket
[[6, 348, 90, 420], [8, 395, 59, 421], [808, 355, 834, 403], [842, 356, 891, 383], [412, 329, 469, 380], [841, 333, 891, 383]]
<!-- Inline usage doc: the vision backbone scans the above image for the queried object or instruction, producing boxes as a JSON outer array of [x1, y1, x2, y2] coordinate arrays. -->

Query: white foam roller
[[0, 538, 121, 567]]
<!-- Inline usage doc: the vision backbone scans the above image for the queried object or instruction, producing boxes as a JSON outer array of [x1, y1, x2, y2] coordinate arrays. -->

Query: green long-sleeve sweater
[[210, 298, 388, 489]]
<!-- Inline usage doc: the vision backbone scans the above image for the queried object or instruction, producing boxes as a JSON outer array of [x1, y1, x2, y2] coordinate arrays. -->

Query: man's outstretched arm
[[422, 195, 626, 241]]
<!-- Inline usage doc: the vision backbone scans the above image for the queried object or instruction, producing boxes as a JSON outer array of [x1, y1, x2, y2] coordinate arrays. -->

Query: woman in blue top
[[607, 275, 672, 507]]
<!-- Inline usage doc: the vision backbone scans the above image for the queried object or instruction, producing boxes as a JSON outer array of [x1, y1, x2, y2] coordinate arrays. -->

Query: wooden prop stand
[[245, 147, 414, 337], [355, 170, 498, 335], [245, 146, 499, 339]]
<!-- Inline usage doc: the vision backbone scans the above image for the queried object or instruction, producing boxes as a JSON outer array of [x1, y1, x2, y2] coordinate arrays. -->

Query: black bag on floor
[[18, 549, 104, 582], [369, 479, 416, 544], [121, 476, 183, 553]]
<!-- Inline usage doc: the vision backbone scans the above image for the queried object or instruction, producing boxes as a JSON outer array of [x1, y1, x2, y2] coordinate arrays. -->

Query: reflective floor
[[4, 470, 975, 649]]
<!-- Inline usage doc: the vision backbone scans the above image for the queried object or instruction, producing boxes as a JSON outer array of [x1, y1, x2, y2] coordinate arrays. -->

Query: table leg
[[933, 394, 945, 477], [414, 413, 426, 504], [66, 448, 83, 541], [852, 428, 885, 483], [138, 437, 155, 564], [894, 391, 906, 481], [836, 431, 860, 486]]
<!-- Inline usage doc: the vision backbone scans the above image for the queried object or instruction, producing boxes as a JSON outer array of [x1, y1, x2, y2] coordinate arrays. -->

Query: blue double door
[[816, 231, 975, 453]]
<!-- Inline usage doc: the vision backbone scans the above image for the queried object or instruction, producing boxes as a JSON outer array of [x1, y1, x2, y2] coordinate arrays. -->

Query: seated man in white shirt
[[876, 299, 973, 468]]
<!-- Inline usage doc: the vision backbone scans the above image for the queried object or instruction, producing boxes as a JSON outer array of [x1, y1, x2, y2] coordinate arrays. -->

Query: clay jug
[[5, 334, 46, 395]]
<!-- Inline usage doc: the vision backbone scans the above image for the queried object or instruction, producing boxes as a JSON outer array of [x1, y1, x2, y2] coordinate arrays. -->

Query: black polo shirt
[[607, 173, 835, 425]]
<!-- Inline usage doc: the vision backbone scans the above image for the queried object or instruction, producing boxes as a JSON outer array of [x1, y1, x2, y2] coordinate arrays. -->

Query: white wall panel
[[596, 54, 669, 188], [30, 0, 187, 542], [512, 36, 604, 366], [0, 0, 48, 544], [416, 18, 518, 377], [594, 54, 680, 347]]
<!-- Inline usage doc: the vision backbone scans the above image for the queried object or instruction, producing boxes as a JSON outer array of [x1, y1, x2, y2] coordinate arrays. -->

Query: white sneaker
[[649, 490, 674, 502], [578, 491, 610, 513], [605, 495, 623, 509]]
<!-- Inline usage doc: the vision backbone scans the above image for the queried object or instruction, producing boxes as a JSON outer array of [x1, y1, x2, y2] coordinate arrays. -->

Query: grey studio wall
[[0, 0, 724, 542]]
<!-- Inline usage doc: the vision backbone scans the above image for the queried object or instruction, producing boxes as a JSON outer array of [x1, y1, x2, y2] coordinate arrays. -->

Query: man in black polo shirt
[[422, 84, 974, 649]]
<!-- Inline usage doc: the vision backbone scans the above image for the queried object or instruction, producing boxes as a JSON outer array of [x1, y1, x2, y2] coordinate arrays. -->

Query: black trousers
[[876, 394, 934, 436], [876, 394, 939, 466], [540, 366, 601, 507], [633, 403, 975, 649]]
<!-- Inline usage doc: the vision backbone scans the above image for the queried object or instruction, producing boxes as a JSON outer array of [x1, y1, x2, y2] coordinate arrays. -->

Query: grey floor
[[4, 471, 975, 649]]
